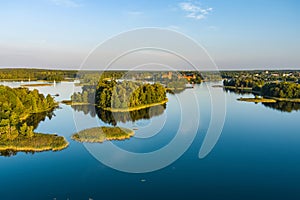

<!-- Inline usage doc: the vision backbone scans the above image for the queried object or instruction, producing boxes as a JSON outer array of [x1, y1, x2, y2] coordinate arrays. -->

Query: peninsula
[[0, 85, 69, 152]]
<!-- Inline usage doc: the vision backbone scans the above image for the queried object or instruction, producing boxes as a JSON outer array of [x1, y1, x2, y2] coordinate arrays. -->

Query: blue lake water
[[1, 81, 300, 200]]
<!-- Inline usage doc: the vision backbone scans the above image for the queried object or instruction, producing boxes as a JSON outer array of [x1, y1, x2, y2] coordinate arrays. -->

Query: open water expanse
[[1, 81, 300, 200]]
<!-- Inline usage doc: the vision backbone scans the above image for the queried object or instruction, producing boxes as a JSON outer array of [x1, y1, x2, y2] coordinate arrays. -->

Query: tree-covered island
[[0, 85, 68, 153], [71, 80, 168, 112]]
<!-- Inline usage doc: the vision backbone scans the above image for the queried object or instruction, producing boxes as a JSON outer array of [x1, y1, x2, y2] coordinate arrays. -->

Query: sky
[[0, 0, 299, 70]]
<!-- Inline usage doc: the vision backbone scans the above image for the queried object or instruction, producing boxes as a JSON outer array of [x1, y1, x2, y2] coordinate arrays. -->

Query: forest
[[72, 80, 167, 111], [0, 85, 55, 137], [96, 81, 167, 110], [223, 77, 265, 91], [261, 82, 300, 99], [0, 68, 77, 81]]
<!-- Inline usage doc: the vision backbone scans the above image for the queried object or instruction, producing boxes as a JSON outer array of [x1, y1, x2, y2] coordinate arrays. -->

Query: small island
[[21, 83, 53, 87], [237, 97, 276, 103], [72, 126, 134, 143], [0, 133, 68, 152]]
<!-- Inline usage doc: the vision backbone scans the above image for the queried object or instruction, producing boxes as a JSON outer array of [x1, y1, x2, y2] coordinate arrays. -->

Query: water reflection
[[0, 150, 36, 157], [223, 87, 253, 95], [263, 102, 300, 113], [25, 109, 56, 129], [71, 104, 166, 126]]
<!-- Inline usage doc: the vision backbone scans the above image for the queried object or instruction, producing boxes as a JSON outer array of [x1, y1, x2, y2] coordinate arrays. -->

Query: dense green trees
[[223, 77, 265, 90], [0, 68, 77, 81], [261, 82, 300, 99], [72, 79, 168, 110], [71, 85, 97, 103], [96, 80, 167, 110], [0, 85, 56, 139]]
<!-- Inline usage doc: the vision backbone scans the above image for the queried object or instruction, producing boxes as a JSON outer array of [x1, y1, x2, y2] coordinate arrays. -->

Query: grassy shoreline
[[237, 97, 277, 103], [263, 96, 300, 103], [0, 133, 69, 152], [61, 99, 168, 112], [101, 99, 168, 112], [61, 100, 92, 106]]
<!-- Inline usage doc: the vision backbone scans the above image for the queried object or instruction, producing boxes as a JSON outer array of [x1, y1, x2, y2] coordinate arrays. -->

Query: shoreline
[[0, 143, 69, 152], [100, 99, 168, 112], [263, 96, 300, 103], [61, 100, 92, 106], [214, 85, 300, 103], [61, 99, 168, 112], [213, 85, 253, 91], [21, 83, 53, 87]]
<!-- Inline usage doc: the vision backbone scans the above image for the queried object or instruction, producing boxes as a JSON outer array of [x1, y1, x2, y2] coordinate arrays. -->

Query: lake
[[1, 81, 300, 200]]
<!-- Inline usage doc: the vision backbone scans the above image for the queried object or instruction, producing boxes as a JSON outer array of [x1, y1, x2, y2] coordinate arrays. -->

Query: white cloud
[[50, 0, 81, 8], [179, 2, 212, 20]]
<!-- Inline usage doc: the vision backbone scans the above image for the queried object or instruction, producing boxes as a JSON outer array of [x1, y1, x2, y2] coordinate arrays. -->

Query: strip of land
[[100, 99, 168, 112], [237, 97, 276, 103], [21, 83, 53, 87], [61, 100, 92, 106], [0, 133, 69, 152]]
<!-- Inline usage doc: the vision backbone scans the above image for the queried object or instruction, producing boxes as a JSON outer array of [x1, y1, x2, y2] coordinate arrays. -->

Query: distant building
[[178, 72, 196, 81]]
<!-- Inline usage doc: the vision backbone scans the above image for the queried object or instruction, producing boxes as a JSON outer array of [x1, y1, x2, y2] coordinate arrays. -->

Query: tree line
[[223, 77, 265, 91], [0, 68, 77, 81]]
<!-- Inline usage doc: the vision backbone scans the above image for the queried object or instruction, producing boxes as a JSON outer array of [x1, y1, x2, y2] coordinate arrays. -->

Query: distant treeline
[[0, 68, 77, 81], [221, 70, 300, 82]]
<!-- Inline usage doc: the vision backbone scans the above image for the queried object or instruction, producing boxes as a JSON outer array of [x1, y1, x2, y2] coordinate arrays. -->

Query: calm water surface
[[1, 81, 300, 200]]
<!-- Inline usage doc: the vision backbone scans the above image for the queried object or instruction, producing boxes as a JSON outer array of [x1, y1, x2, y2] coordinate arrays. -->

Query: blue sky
[[0, 0, 299, 69]]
